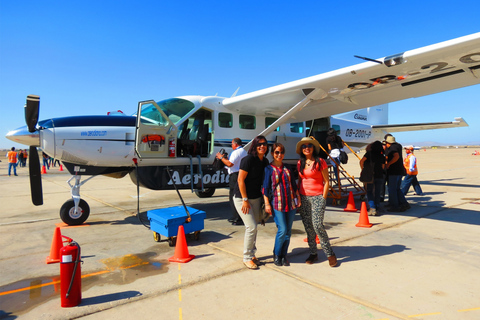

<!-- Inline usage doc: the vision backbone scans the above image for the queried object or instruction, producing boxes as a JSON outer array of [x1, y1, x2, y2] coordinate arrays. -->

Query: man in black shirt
[[385, 135, 409, 212]]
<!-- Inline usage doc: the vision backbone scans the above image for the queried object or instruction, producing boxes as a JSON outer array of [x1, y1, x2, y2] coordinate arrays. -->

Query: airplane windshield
[[156, 98, 196, 125]]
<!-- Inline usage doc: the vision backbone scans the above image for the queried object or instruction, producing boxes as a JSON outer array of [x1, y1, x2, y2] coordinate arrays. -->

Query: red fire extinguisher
[[60, 241, 82, 307], [168, 138, 176, 157]]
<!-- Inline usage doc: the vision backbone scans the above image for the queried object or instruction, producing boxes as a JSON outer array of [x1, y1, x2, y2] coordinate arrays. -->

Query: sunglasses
[[301, 143, 314, 149], [274, 151, 285, 155], [257, 142, 268, 147]]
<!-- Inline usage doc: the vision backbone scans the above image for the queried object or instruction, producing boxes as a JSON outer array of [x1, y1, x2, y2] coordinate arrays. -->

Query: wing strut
[[244, 88, 326, 150]]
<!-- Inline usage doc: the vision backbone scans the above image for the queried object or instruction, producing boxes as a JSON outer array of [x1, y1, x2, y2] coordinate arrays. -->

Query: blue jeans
[[331, 157, 340, 184], [43, 158, 50, 169], [366, 178, 384, 209], [401, 175, 423, 195], [8, 163, 17, 175], [388, 175, 408, 208], [272, 208, 296, 256]]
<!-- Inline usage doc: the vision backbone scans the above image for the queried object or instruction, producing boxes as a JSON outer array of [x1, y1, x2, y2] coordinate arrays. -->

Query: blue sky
[[1, 1, 479, 149]]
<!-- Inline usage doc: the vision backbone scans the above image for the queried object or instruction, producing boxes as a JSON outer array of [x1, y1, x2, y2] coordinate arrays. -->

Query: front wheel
[[60, 199, 90, 225], [195, 188, 215, 198]]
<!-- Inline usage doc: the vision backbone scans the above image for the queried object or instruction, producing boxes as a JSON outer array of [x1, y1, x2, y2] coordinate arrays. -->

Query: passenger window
[[265, 117, 280, 132], [332, 124, 341, 135], [218, 112, 233, 128], [290, 122, 304, 133], [239, 115, 256, 129]]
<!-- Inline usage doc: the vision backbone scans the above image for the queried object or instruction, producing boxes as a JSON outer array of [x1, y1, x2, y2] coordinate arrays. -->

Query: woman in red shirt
[[296, 137, 337, 267]]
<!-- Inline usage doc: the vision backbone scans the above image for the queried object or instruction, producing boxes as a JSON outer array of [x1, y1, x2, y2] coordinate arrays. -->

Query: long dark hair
[[248, 135, 269, 157], [299, 147, 322, 174]]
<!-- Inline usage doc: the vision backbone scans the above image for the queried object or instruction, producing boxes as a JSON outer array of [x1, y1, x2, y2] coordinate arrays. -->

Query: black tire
[[60, 199, 90, 225], [195, 188, 215, 198], [153, 232, 161, 242], [168, 237, 176, 247]]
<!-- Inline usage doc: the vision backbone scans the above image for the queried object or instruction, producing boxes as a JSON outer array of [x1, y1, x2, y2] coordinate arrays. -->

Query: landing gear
[[61, 174, 95, 225], [195, 188, 215, 198], [60, 199, 90, 225]]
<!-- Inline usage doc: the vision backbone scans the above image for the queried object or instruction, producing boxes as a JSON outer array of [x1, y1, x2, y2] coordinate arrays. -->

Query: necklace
[[306, 160, 314, 167]]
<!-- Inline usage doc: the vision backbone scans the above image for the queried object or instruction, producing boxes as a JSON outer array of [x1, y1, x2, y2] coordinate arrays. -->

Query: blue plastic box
[[147, 206, 206, 238]]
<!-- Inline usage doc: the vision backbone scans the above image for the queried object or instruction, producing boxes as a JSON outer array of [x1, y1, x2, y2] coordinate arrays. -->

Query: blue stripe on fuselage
[[39, 115, 136, 128]]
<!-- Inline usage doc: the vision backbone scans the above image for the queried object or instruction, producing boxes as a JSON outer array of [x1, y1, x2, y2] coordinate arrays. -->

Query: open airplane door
[[135, 100, 178, 159]]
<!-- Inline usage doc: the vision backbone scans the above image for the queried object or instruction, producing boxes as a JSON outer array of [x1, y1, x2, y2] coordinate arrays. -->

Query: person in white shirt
[[216, 138, 247, 225]]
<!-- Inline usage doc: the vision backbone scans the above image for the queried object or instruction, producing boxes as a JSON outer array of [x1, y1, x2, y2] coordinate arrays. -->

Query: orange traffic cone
[[46, 227, 64, 264], [59, 164, 63, 172], [41, 165, 47, 174], [356, 202, 373, 228], [344, 191, 358, 212], [303, 235, 320, 244], [168, 225, 195, 263]]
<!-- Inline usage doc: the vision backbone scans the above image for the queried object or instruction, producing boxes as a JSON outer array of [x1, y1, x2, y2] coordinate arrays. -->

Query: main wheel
[[195, 188, 215, 198], [60, 199, 90, 225]]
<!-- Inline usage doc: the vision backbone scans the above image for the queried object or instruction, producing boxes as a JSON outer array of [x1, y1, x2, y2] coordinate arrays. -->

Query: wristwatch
[[242, 197, 248, 202]]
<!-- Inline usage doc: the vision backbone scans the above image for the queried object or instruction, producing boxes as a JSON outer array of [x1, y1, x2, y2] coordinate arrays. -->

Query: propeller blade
[[25, 95, 40, 133], [29, 146, 43, 205]]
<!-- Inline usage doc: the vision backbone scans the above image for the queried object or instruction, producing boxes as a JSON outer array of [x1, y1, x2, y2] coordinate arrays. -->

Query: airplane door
[[135, 100, 177, 159]]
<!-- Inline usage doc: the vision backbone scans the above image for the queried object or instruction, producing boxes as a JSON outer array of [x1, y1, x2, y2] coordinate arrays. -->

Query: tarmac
[[0, 147, 479, 320]]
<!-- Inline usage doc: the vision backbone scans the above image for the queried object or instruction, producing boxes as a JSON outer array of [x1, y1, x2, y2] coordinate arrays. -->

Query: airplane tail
[[332, 104, 388, 126]]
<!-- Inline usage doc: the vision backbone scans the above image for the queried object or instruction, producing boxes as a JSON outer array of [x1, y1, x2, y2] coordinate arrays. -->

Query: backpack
[[359, 154, 374, 183], [212, 148, 228, 170]]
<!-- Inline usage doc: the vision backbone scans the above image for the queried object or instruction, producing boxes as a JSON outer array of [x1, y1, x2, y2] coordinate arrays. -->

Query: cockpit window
[[139, 103, 169, 126], [134, 98, 196, 126], [156, 98, 196, 125]]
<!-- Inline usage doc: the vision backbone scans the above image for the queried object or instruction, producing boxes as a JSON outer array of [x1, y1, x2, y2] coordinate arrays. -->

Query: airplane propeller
[[25, 95, 43, 205]]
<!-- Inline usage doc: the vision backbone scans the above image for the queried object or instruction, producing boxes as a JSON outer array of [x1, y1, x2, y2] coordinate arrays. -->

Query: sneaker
[[305, 254, 318, 264], [368, 208, 377, 216]]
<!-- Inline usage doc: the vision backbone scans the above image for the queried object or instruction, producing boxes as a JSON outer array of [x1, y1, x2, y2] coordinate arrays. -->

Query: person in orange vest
[[400, 146, 423, 196], [7, 147, 18, 176]]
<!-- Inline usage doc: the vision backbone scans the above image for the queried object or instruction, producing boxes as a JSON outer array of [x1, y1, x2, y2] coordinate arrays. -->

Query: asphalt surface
[[0, 147, 479, 320]]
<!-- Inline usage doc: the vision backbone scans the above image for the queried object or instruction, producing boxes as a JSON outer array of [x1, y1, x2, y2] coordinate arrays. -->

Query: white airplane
[[6, 32, 479, 225]]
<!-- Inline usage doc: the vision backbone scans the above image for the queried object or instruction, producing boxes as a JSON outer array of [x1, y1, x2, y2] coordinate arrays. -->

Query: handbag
[[212, 148, 228, 170], [258, 202, 271, 226], [360, 159, 374, 183], [339, 150, 348, 164]]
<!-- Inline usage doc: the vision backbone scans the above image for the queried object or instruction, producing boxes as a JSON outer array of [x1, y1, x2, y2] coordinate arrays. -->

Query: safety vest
[[403, 153, 418, 175], [7, 151, 17, 163]]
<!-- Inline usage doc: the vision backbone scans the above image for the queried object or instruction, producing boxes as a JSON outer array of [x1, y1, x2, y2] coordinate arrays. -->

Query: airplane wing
[[372, 117, 468, 133], [222, 33, 480, 122]]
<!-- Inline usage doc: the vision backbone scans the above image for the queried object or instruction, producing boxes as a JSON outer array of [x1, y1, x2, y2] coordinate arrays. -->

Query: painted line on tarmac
[[206, 243, 410, 320], [0, 262, 147, 297], [0, 217, 60, 226], [178, 264, 183, 320]]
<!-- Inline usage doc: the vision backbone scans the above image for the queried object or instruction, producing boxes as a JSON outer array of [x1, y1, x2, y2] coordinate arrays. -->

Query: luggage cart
[[147, 206, 206, 246]]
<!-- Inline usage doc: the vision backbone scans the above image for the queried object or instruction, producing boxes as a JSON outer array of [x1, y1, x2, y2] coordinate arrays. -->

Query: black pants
[[229, 172, 240, 221]]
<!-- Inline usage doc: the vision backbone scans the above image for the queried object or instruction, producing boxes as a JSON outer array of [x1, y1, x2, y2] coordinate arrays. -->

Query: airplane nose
[[6, 126, 40, 146]]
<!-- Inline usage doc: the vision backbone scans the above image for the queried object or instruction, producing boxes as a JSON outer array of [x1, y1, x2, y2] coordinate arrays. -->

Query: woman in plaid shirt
[[263, 143, 301, 267]]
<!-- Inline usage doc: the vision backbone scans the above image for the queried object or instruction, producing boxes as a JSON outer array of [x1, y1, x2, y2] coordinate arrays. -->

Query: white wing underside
[[373, 117, 468, 133], [222, 33, 480, 122]]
